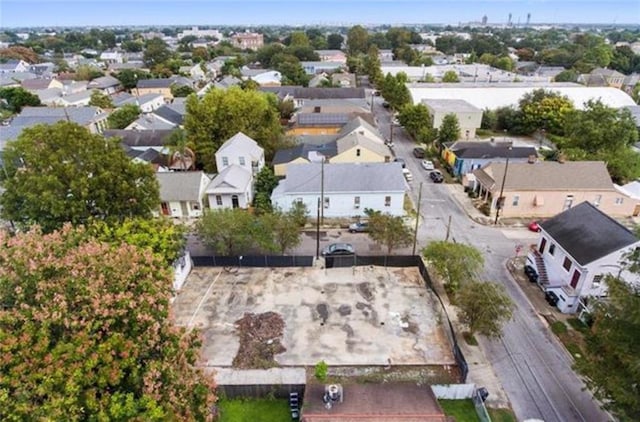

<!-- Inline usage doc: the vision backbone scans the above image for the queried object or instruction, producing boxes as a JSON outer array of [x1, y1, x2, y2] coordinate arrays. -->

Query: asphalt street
[[372, 95, 609, 422]]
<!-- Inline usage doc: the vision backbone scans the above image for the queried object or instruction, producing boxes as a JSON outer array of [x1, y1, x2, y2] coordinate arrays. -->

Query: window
[[549, 244, 556, 255], [385, 196, 391, 207], [192, 202, 200, 210], [592, 274, 603, 287], [295, 197, 303, 204], [562, 257, 572, 272], [354, 196, 360, 208], [512, 195, 520, 206], [615, 197, 624, 205], [563, 195, 574, 210], [215, 195, 222, 206], [356, 148, 361, 157], [222, 157, 229, 166], [239, 156, 246, 166], [594, 194, 602, 207], [324, 197, 330, 208]]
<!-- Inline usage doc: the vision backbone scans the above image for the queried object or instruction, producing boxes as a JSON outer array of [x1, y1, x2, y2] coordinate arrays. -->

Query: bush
[[550, 321, 568, 335], [314, 360, 328, 382]]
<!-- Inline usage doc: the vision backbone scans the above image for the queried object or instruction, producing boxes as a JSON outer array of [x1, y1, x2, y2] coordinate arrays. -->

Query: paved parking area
[[172, 266, 455, 367]]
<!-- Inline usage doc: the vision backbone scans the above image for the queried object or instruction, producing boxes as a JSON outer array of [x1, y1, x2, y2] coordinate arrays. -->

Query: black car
[[382, 101, 390, 108], [429, 170, 444, 183], [545, 291, 559, 307], [412, 147, 425, 158], [322, 243, 355, 256], [524, 265, 539, 283], [394, 157, 406, 168]]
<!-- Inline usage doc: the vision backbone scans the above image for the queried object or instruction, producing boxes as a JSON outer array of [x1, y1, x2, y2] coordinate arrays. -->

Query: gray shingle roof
[[157, 171, 209, 202], [104, 129, 174, 147], [337, 116, 383, 139], [217, 132, 262, 159], [128, 114, 175, 130], [540, 201, 638, 265], [153, 103, 185, 126], [272, 141, 338, 165], [447, 142, 537, 159], [136, 78, 173, 89], [473, 161, 614, 192], [88, 75, 121, 89], [336, 132, 390, 157], [275, 162, 406, 194]]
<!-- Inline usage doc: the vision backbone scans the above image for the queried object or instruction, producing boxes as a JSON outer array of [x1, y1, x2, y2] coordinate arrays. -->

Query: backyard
[[217, 398, 290, 422]]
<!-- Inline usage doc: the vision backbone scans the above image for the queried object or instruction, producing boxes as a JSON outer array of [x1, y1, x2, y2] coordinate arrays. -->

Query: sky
[[1, 0, 639, 28]]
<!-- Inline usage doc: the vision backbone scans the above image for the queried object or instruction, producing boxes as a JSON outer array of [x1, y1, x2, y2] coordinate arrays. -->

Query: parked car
[[545, 291, 559, 307], [412, 147, 426, 158], [528, 220, 542, 232], [421, 160, 435, 170], [524, 265, 539, 283], [372, 90, 381, 96], [402, 168, 413, 182], [322, 243, 355, 256], [382, 101, 390, 108], [430, 170, 444, 183], [394, 157, 406, 168], [348, 221, 369, 233]]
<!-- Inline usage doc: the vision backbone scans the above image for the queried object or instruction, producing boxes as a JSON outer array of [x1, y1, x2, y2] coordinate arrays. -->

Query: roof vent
[[314, 106, 321, 113], [322, 384, 343, 409]]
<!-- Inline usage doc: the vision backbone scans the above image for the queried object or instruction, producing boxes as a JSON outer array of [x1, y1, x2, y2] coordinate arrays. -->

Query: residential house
[[301, 61, 345, 75], [156, 171, 211, 218], [581, 68, 626, 89], [125, 113, 176, 130], [331, 73, 357, 87], [87, 75, 122, 94], [299, 98, 370, 115], [240, 67, 282, 86], [28, 62, 56, 77], [104, 129, 174, 152], [179, 63, 206, 80], [423, 99, 483, 139], [308, 74, 330, 88], [622, 73, 640, 96], [213, 75, 242, 90], [205, 132, 265, 209], [152, 102, 186, 127], [230, 32, 264, 50], [378, 49, 395, 62], [1, 72, 37, 88], [122, 144, 168, 172], [331, 132, 392, 163], [99, 50, 124, 64], [34, 88, 64, 105], [21, 78, 63, 91], [108, 62, 146, 72], [336, 116, 384, 142], [442, 141, 537, 177], [527, 202, 640, 314], [135, 93, 166, 113], [0, 59, 30, 74], [471, 161, 637, 219], [111, 92, 137, 107], [287, 113, 355, 135], [52, 90, 93, 107], [134, 78, 174, 102], [61, 80, 88, 96], [314, 50, 347, 64], [272, 162, 406, 218], [272, 141, 337, 177]]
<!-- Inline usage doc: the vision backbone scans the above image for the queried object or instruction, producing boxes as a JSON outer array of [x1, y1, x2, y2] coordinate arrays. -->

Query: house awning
[[534, 195, 544, 206]]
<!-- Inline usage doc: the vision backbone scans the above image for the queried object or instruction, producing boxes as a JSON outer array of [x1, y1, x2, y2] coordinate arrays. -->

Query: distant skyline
[[1, 1, 639, 28]]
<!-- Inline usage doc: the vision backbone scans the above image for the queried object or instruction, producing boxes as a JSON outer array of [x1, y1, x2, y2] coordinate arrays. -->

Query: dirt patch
[[232, 312, 286, 369], [338, 304, 352, 316], [402, 316, 419, 335], [357, 282, 375, 301], [316, 303, 329, 323]]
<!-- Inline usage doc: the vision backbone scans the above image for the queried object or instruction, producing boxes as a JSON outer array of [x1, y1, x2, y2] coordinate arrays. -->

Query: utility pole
[[316, 197, 321, 258], [494, 147, 512, 225], [389, 122, 394, 145], [445, 215, 452, 242], [320, 157, 325, 225], [412, 182, 423, 255]]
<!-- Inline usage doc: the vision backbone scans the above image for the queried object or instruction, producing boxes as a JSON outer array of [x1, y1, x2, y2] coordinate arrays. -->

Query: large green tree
[[456, 281, 514, 337], [107, 104, 142, 129], [184, 86, 282, 171], [347, 25, 369, 56], [518, 89, 574, 135], [143, 37, 173, 69], [0, 87, 41, 113], [398, 103, 433, 141], [0, 226, 216, 421], [380, 73, 411, 110], [196, 208, 262, 255], [0, 122, 159, 233], [437, 113, 461, 144], [115, 69, 151, 90], [327, 33, 344, 50], [422, 241, 484, 292], [576, 276, 640, 420], [89, 90, 114, 109], [258, 210, 303, 255], [367, 213, 412, 255], [253, 167, 279, 215]]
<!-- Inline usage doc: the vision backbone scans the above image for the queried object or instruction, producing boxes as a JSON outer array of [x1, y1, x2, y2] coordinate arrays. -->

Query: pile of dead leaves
[[232, 312, 286, 369]]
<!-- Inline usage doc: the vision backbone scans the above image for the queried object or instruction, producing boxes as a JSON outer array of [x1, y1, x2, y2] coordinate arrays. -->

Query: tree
[[164, 128, 196, 171], [184, 86, 282, 171], [0, 226, 216, 420], [115, 69, 151, 90], [258, 210, 303, 255], [442, 70, 460, 83], [456, 281, 514, 337], [0, 122, 159, 233], [327, 33, 344, 50], [289, 201, 309, 228], [0, 86, 41, 113], [89, 89, 114, 108], [196, 208, 260, 256], [554, 69, 579, 82], [171, 84, 195, 97], [253, 167, 279, 214], [398, 103, 433, 140], [347, 25, 369, 56], [144, 37, 172, 69], [367, 213, 412, 255], [107, 104, 141, 129], [314, 360, 328, 382], [422, 241, 484, 292], [364, 45, 383, 87], [518, 89, 574, 135], [380, 73, 411, 110], [575, 276, 640, 420], [437, 114, 461, 144], [74, 64, 104, 81]]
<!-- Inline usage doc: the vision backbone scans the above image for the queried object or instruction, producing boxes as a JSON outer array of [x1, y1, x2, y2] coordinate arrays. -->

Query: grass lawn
[[218, 398, 291, 422], [488, 407, 517, 422], [438, 399, 480, 422]]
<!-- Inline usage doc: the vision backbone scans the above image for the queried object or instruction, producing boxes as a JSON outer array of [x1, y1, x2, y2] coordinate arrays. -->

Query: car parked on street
[[402, 168, 413, 182], [348, 221, 369, 233], [322, 243, 355, 256], [429, 170, 444, 183], [528, 220, 542, 232], [394, 157, 405, 168], [421, 160, 434, 170], [412, 147, 425, 158]]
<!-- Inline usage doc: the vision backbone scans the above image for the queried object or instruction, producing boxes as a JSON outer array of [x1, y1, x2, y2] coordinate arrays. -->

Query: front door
[[161, 202, 170, 216], [231, 195, 239, 209], [539, 237, 547, 254]]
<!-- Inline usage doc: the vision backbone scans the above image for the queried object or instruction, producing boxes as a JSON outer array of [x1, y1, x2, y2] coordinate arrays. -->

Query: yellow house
[[134, 78, 173, 102], [331, 132, 392, 163], [272, 142, 337, 177]]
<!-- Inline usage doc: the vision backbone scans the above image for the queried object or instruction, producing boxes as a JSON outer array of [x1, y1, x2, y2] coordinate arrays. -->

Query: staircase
[[530, 247, 549, 288]]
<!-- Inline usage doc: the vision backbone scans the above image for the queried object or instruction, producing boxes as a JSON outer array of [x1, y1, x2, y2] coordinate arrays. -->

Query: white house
[[99, 51, 124, 64], [0, 59, 30, 74], [215, 132, 265, 177], [240, 68, 282, 86], [205, 165, 254, 209], [271, 162, 407, 218], [156, 171, 211, 218], [527, 201, 640, 314], [136, 93, 166, 113]]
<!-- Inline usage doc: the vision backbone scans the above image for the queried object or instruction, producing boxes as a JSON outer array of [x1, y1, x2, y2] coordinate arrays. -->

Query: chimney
[[528, 155, 537, 164]]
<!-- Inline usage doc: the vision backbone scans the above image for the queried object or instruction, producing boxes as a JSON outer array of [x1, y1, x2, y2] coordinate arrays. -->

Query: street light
[[494, 146, 512, 225]]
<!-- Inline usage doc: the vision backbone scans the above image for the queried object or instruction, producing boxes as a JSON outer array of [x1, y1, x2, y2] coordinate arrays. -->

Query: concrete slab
[[172, 266, 455, 367]]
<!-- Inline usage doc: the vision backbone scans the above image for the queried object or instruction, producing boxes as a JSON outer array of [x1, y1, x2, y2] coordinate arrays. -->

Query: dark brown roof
[[302, 383, 446, 422]]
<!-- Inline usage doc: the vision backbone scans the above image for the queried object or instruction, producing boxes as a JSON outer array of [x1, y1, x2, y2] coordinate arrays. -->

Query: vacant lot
[[172, 266, 455, 367]]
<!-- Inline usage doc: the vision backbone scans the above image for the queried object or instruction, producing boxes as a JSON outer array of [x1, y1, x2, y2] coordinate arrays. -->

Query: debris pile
[[232, 311, 286, 369]]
